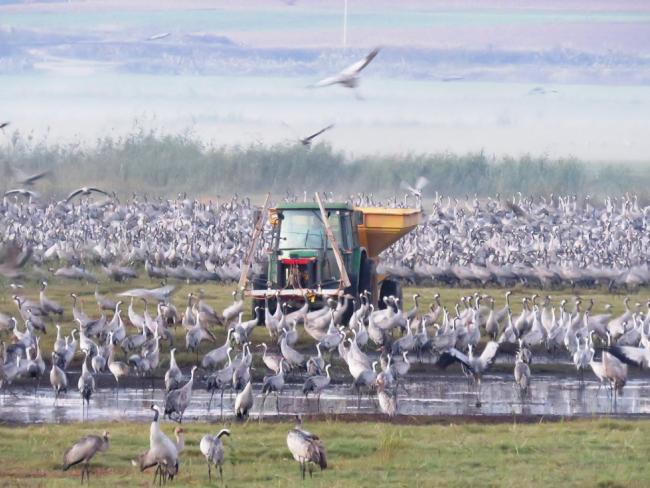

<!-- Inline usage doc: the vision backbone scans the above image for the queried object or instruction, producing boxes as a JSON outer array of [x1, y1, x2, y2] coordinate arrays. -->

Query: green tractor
[[245, 196, 423, 319]]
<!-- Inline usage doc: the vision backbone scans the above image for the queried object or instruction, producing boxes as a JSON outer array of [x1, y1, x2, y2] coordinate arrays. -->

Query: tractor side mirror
[[353, 211, 364, 226]]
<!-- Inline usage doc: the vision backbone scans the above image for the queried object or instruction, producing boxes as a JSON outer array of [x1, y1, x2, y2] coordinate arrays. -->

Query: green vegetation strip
[[1, 128, 644, 198], [0, 418, 648, 487]]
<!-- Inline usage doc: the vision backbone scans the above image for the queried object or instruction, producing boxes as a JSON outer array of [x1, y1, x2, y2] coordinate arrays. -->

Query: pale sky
[[0, 0, 649, 162]]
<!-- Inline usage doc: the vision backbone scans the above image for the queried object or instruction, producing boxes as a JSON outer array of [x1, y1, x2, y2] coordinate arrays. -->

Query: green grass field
[[0, 418, 649, 487]]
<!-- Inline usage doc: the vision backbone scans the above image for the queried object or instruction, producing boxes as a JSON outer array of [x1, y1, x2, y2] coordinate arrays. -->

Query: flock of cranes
[[62, 407, 326, 484], [380, 192, 650, 289], [2, 187, 650, 483], [1, 176, 650, 484], [2, 280, 648, 417], [1, 191, 649, 290], [4, 280, 649, 483]]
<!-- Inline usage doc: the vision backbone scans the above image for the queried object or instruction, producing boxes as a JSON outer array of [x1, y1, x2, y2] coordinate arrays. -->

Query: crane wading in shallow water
[[246, 195, 423, 324]]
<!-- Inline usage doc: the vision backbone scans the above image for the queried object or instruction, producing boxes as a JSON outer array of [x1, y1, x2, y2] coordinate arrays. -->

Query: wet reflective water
[[2, 373, 650, 424]]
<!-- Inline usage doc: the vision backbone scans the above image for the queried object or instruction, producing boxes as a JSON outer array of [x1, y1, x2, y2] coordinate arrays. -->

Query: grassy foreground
[[0, 418, 649, 487]]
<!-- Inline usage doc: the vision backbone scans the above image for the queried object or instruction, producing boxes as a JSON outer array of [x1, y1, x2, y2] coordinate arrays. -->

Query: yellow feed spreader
[[355, 207, 423, 258]]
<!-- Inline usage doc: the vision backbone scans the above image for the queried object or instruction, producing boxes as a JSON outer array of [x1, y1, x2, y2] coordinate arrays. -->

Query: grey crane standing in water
[[164, 348, 183, 392], [26, 337, 46, 394], [205, 347, 234, 416], [235, 380, 254, 420], [302, 363, 331, 412], [199, 428, 231, 482], [107, 335, 129, 405], [164, 365, 197, 423], [513, 349, 531, 399], [78, 351, 95, 413], [62, 431, 110, 484], [49, 352, 67, 404], [375, 375, 397, 418], [287, 415, 327, 479], [260, 360, 286, 419]]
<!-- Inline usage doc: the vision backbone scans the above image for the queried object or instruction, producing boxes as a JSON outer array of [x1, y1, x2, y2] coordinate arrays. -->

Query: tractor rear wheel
[[379, 279, 402, 310], [358, 257, 375, 298]]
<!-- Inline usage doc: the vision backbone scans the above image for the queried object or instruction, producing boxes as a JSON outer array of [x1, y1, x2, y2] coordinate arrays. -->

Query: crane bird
[[287, 415, 327, 479], [590, 349, 628, 403], [39, 281, 63, 316], [260, 360, 286, 418], [107, 340, 129, 404], [607, 344, 650, 371], [26, 337, 46, 393], [400, 176, 429, 206], [439, 341, 501, 407], [222, 290, 244, 323], [118, 284, 175, 303], [205, 347, 234, 417], [513, 349, 531, 399], [232, 309, 260, 344], [235, 380, 254, 420], [164, 348, 183, 392], [65, 186, 111, 203], [49, 352, 68, 404], [257, 342, 283, 373], [16, 169, 50, 187], [78, 351, 95, 412], [199, 428, 231, 482], [3, 188, 40, 201], [133, 405, 180, 484], [147, 32, 171, 41], [302, 363, 331, 412], [295, 124, 334, 147], [0, 242, 32, 278], [375, 375, 397, 417], [573, 334, 594, 383], [164, 365, 197, 423], [62, 431, 110, 484], [310, 47, 380, 91]]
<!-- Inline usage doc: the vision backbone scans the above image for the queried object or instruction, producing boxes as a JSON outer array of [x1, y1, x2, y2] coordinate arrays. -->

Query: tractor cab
[[267, 203, 360, 301]]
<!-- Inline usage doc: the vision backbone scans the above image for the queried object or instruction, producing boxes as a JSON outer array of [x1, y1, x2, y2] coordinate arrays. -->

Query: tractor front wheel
[[251, 269, 268, 323]]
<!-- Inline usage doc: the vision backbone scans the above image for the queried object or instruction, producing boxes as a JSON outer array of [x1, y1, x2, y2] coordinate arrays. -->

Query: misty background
[[0, 0, 649, 197]]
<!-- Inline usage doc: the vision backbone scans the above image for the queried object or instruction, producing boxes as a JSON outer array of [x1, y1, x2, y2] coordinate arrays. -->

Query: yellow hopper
[[355, 207, 423, 258]]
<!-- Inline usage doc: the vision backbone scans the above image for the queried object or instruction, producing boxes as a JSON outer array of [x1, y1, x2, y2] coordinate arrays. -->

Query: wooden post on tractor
[[315, 192, 351, 289], [238, 193, 271, 291]]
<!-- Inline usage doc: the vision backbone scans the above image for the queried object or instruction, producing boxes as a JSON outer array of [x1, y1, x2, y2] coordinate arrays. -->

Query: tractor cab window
[[278, 210, 343, 250]]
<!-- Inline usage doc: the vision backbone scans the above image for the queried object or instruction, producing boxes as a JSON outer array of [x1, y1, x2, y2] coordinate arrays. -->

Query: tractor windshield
[[278, 210, 342, 250]]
